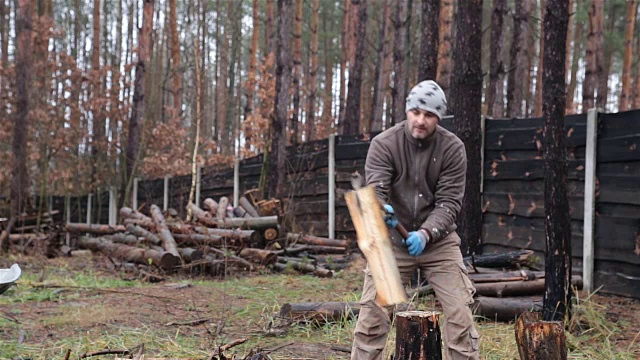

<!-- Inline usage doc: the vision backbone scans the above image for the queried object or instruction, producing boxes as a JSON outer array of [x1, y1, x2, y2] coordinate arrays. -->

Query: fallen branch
[[209, 338, 248, 359]]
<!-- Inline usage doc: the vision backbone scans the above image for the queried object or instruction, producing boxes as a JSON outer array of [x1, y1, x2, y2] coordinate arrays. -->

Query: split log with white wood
[[345, 185, 406, 306], [66, 223, 126, 235], [150, 205, 181, 260], [77, 236, 179, 269], [286, 233, 350, 248], [279, 302, 361, 324]]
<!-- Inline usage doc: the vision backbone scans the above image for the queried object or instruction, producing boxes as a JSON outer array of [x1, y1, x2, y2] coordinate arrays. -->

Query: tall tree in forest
[[121, 0, 154, 207], [507, 0, 532, 118], [244, 0, 259, 149], [269, 0, 292, 199], [226, 0, 242, 149], [436, 0, 453, 96], [392, 0, 409, 125], [542, 0, 571, 323], [634, 28, 640, 109], [2, 0, 33, 251], [266, 0, 275, 55], [169, 0, 181, 114], [596, 3, 619, 111], [338, 0, 350, 134], [582, 0, 603, 111], [307, 0, 320, 141], [486, 0, 507, 118], [370, 0, 392, 132], [291, 0, 303, 144], [619, 0, 637, 110], [566, 21, 583, 113], [90, 0, 103, 190], [0, 0, 7, 90], [216, 1, 232, 153], [534, 0, 546, 117], [344, 0, 368, 135], [418, 0, 439, 81], [321, 8, 334, 138], [451, 0, 483, 256]]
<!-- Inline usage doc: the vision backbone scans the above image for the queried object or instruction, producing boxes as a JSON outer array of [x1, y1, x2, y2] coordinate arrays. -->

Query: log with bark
[[286, 233, 350, 248], [77, 236, 179, 269], [119, 207, 152, 222], [194, 227, 264, 245], [109, 233, 140, 245], [239, 196, 260, 217], [232, 206, 252, 218], [188, 203, 278, 229], [274, 261, 333, 278], [126, 224, 162, 245], [122, 218, 156, 229], [474, 276, 582, 297], [279, 302, 360, 324], [473, 296, 543, 322], [468, 270, 544, 283], [178, 247, 204, 263], [515, 311, 566, 360], [203, 198, 219, 215], [150, 205, 181, 260], [66, 223, 126, 235], [238, 248, 278, 266], [394, 311, 442, 360], [217, 197, 230, 219], [464, 250, 534, 268], [173, 233, 229, 247]]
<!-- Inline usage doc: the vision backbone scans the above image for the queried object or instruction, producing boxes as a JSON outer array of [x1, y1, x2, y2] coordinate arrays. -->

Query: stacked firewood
[[65, 195, 352, 279], [464, 250, 583, 322], [2, 210, 63, 255]]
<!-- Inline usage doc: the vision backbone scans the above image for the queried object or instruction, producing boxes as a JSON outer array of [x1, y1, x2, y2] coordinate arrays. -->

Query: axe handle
[[395, 223, 410, 240]]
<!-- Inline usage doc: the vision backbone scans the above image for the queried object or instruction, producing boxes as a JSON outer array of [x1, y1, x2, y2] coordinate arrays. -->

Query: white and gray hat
[[405, 80, 448, 120]]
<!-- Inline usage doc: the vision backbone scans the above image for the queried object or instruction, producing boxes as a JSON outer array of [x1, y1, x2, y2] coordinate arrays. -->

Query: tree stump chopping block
[[345, 185, 406, 306], [394, 311, 442, 360], [515, 311, 566, 360]]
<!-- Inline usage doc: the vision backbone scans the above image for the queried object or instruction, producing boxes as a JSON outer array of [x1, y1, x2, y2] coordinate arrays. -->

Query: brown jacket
[[365, 120, 466, 244]]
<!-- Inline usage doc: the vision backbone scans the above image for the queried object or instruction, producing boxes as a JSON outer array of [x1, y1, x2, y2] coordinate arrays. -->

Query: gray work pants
[[350, 232, 480, 360]]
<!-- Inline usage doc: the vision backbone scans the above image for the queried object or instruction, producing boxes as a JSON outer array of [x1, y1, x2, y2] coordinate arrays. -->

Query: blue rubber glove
[[406, 230, 430, 256], [382, 204, 398, 228]]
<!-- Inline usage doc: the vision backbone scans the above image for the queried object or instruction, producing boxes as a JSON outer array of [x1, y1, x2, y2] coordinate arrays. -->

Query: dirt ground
[[1, 254, 639, 359]]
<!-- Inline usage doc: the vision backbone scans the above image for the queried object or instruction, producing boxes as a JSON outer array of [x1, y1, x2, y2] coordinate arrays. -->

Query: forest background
[[0, 0, 639, 212]]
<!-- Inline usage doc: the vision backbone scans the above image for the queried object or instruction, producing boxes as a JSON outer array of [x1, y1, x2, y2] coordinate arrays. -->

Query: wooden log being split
[[286, 233, 350, 248], [239, 196, 260, 217], [274, 261, 333, 278], [238, 248, 278, 266], [474, 276, 583, 297], [126, 224, 162, 245], [394, 311, 442, 360], [66, 223, 126, 235], [150, 205, 181, 260], [473, 296, 543, 322], [279, 302, 360, 324], [464, 250, 534, 269], [77, 236, 179, 269], [345, 185, 406, 306], [515, 311, 566, 360]]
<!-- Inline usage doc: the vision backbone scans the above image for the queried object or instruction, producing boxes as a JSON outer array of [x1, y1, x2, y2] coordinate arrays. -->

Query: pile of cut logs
[[64, 196, 352, 279], [279, 250, 585, 325]]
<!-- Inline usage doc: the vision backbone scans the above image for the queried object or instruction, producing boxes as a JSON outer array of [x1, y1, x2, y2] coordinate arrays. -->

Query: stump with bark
[[394, 311, 442, 360], [515, 311, 566, 360]]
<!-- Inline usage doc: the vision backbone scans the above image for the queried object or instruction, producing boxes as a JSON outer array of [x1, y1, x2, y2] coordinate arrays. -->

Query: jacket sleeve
[[421, 140, 466, 242], [364, 137, 394, 204]]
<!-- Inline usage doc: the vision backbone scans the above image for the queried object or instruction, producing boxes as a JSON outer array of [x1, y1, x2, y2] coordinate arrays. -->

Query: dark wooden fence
[[25, 110, 640, 299]]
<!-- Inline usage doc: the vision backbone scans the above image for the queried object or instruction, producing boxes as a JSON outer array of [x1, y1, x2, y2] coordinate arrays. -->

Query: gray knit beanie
[[405, 80, 447, 120]]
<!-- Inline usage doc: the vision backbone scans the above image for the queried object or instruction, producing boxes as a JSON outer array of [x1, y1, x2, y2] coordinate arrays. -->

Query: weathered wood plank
[[484, 159, 585, 180], [598, 134, 640, 162], [482, 193, 584, 220]]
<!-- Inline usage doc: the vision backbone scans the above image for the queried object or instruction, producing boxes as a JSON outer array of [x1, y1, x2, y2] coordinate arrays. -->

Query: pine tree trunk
[[451, 0, 483, 257], [307, 0, 319, 141], [542, 0, 572, 322], [169, 0, 181, 114], [370, 0, 392, 132], [344, 0, 368, 136], [90, 0, 103, 191], [270, 0, 292, 199], [634, 27, 640, 109], [564, 0, 574, 91], [418, 0, 439, 82], [244, 0, 259, 150], [534, 0, 546, 117], [596, 3, 618, 111], [122, 0, 154, 207], [226, 0, 241, 150], [436, 0, 453, 97], [321, 10, 333, 139], [507, 0, 532, 118], [392, 0, 409, 126], [338, 0, 350, 134], [486, 0, 506, 118], [6, 0, 33, 251], [582, 0, 603, 111], [565, 22, 583, 114], [618, 0, 637, 110], [266, 0, 275, 56], [291, 0, 303, 144], [216, 1, 230, 153], [0, 0, 8, 90]]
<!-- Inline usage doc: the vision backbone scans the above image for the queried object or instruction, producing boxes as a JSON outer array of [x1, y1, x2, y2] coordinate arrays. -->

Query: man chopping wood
[[350, 80, 479, 360]]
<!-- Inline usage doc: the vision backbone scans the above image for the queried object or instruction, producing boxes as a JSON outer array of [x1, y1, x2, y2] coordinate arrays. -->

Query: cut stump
[[394, 311, 442, 360], [515, 311, 566, 360]]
